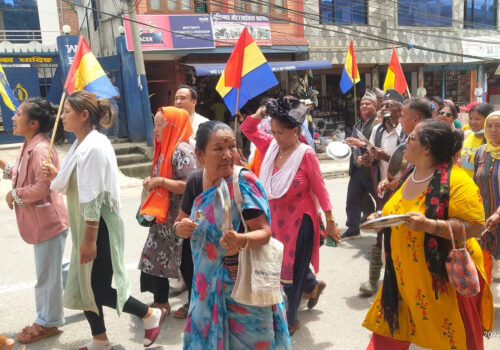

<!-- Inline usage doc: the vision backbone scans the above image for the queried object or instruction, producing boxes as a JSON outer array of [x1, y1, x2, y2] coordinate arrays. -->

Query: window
[[238, 0, 286, 16], [0, 0, 41, 43], [464, 0, 497, 29], [150, 0, 195, 11], [398, 0, 452, 26], [150, 0, 162, 9], [319, 0, 367, 25]]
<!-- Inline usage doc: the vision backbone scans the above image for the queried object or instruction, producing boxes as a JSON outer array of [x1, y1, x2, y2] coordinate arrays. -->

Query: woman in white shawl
[[42, 91, 165, 350]]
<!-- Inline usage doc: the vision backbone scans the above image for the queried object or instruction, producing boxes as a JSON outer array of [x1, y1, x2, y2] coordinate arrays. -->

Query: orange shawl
[[140, 106, 193, 223]]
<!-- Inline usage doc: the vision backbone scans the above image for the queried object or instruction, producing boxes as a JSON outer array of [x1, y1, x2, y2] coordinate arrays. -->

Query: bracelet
[[326, 216, 335, 222], [173, 222, 180, 238], [85, 223, 99, 229], [240, 233, 249, 251], [432, 219, 439, 235]]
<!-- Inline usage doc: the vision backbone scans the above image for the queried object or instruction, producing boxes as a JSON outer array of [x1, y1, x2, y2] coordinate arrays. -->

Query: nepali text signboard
[[212, 13, 272, 46], [123, 14, 214, 51]]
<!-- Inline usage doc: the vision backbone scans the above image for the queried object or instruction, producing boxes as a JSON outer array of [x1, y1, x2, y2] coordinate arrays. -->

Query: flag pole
[[45, 91, 66, 163], [406, 87, 412, 98], [234, 88, 240, 135], [353, 83, 358, 124]]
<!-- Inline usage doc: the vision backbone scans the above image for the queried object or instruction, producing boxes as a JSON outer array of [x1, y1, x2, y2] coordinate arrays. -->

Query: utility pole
[[125, 0, 153, 145]]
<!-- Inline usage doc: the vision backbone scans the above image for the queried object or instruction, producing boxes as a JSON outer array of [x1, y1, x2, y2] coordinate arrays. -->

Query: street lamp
[[62, 25, 71, 35]]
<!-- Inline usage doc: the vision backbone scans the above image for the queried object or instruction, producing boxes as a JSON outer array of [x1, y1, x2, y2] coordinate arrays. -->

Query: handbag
[[231, 166, 284, 307], [136, 187, 155, 227], [444, 220, 480, 297]]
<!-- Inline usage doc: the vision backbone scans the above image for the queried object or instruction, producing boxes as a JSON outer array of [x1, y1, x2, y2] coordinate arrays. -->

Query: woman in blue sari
[[175, 121, 291, 350]]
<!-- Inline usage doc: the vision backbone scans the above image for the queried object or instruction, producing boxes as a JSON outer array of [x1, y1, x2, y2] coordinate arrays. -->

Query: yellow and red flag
[[340, 40, 360, 94], [216, 27, 277, 115], [383, 47, 408, 94], [64, 36, 118, 99]]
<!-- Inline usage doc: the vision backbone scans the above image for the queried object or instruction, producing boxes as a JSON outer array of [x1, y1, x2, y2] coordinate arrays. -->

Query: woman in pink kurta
[[241, 97, 340, 335]]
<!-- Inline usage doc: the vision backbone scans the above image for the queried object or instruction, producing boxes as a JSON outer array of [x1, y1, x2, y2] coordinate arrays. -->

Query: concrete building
[[304, 0, 500, 109]]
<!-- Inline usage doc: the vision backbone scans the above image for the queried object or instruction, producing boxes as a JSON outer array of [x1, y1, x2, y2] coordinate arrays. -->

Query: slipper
[[307, 281, 326, 309], [288, 320, 300, 336], [144, 308, 166, 348], [173, 303, 189, 319], [16, 324, 58, 344], [150, 302, 171, 314]]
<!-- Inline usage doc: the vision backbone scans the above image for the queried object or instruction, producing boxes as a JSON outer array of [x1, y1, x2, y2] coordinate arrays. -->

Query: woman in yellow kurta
[[363, 119, 493, 350]]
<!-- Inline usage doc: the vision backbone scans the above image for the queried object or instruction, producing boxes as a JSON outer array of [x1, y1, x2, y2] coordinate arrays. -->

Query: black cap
[[384, 89, 405, 104], [266, 98, 307, 126]]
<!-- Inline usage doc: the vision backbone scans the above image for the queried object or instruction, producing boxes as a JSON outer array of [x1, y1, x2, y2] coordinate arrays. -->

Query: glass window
[[464, 0, 497, 29], [0, 0, 41, 42], [250, 1, 259, 12], [150, 0, 162, 9], [274, 0, 284, 14], [167, 0, 177, 10], [319, 0, 367, 24], [180, 0, 190, 11], [262, 1, 270, 13], [398, 0, 452, 26]]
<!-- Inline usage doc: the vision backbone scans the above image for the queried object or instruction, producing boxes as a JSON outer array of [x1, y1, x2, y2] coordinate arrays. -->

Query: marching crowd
[[0, 83, 499, 350]]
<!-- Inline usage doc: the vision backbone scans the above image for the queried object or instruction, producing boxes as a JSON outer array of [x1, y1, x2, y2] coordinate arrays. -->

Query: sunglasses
[[381, 103, 394, 109], [438, 111, 453, 118]]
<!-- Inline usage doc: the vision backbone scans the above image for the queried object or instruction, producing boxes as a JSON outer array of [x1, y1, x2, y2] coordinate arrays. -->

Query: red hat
[[460, 102, 480, 112]]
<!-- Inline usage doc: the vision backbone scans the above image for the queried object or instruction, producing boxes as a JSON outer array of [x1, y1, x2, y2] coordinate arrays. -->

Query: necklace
[[278, 142, 300, 160], [411, 168, 434, 183]]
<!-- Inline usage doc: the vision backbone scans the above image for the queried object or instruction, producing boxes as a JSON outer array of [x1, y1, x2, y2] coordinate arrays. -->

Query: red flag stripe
[[223, 27, 254, 89]]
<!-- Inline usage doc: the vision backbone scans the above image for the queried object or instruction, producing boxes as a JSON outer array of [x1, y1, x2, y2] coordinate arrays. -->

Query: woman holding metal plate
[[363, 119, 492, 350]]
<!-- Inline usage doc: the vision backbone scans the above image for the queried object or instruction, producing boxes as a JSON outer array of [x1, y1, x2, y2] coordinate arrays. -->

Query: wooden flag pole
[[234, 88, 240, 135], [406, 87, 412, 99], [353, 83, 358, 124], [45, 91, 66, 163]]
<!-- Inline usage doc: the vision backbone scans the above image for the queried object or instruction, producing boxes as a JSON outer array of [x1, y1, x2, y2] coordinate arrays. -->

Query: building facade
[[304, 0, 500, 107]]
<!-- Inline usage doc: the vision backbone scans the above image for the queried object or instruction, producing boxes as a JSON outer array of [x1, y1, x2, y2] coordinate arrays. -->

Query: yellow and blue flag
[[64, 36, 118, 99], [216, 27, 277, 115], [0, 63, 19, 113], [340, 40, 360, 94]]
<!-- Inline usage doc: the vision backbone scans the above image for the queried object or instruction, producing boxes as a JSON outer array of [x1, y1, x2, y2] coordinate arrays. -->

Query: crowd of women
[[0, 93, 339, 349], [2, 88, 500, 350]]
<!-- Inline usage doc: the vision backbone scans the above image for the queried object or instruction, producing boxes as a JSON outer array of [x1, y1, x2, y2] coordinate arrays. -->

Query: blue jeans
[[34, 230, 68, 327]]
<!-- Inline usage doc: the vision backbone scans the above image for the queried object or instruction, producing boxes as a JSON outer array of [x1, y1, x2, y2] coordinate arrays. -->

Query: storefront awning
[[185, 60, 332, 76]]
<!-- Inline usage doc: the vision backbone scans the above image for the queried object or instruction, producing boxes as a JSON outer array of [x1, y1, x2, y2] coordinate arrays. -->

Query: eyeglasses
[[438, 111, 453, 118], [407, 133, 417, 143], [381, 103, 394, 109]]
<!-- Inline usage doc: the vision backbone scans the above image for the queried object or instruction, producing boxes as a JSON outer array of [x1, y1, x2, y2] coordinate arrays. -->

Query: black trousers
[[84, 218, 149, 336], [345, 167, 375, 235], [179, 238, 193, 303], [283, 215, 317, 326], [140, 272, 170, 304]]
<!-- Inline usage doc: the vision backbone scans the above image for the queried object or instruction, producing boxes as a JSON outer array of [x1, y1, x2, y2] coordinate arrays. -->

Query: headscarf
[[484, 111, 500, 160], [140, 107, 192, 223]]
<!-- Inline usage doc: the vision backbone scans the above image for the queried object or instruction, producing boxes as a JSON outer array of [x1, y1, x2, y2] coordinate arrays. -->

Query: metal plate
[[214, 178, 232, 231], [326, 141, 352, 160], [387, 143, 408, 177], [360, 214, 411, 229]]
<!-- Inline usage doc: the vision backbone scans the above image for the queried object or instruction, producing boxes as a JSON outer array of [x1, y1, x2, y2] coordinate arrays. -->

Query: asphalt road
[[1, 176, 500, 349]]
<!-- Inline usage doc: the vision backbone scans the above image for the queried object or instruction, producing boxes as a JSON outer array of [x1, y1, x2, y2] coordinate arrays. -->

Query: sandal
[[307, 281, 326, 309], [173, 303, 189, 319], [288, 320, 300, 336], [16, 324, 58, 344], [150, 302, 171, 314]]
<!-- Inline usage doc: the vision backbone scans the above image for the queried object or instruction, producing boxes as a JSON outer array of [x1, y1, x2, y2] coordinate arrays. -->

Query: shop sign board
[[124, 14, 215, 51], [212, 13, 272, 46], [462, 36, 500, 62]]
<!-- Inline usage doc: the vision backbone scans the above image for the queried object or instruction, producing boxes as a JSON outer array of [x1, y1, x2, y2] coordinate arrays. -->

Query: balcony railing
[[0, 29, 42, 43]]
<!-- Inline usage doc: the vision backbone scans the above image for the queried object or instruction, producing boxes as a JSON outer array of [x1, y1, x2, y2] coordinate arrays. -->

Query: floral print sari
[[183, 170, 291, 350]]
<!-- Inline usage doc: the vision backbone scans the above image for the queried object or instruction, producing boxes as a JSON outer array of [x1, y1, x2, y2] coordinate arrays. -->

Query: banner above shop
[[185, 60, 333, 76], [123, 14, 215, 51], [462, 36, 500, 63], [212, 13, 272, 46]]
